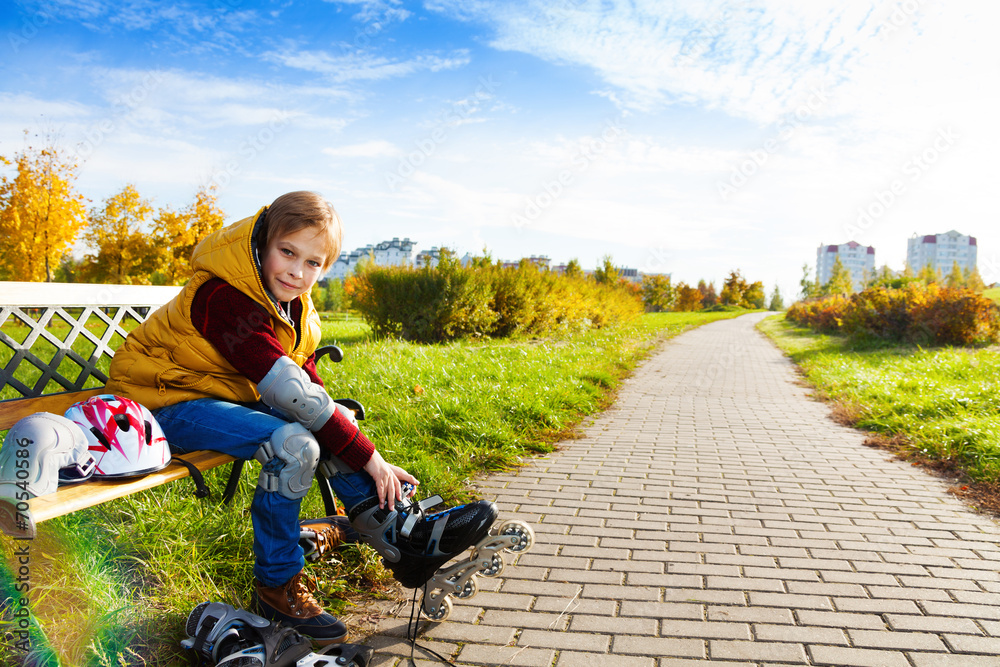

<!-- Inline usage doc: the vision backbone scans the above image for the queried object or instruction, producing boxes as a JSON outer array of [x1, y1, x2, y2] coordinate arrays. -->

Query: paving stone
[[707, 606, 794, 624], [556, 651, 654, 666], [754, 623, 848, 645], [807, 645, 910, 667], [531, 596, 617, 616], [569, 614, 658, 635], [942, 633, 1000, 654], [517, 629, 610, 652], [659, 620, 751, 640], [710, 639, 807, 663], [794, 610, 885, 629], [847, 629, 948, 651], [613, 635, 704, 658], [481, 609, 567, 631], [456, 644, 555, 666], [883, 613, 983, 634], [424, 623, 516, 645]]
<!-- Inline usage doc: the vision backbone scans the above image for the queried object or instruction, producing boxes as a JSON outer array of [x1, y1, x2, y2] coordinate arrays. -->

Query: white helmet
[[64, 394, 171, 477], [0, 412, 97, 499]]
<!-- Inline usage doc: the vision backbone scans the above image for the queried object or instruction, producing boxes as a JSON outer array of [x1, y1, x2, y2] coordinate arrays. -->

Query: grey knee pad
[[257, 356, 336, 431], [254, 423, 320, 500]]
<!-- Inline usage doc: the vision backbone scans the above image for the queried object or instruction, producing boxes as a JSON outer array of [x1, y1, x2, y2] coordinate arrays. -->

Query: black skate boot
[[348, 493, 498, 589]]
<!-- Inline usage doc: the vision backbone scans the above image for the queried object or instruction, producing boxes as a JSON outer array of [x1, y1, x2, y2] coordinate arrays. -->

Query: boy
[[105, 191, 497, 644]]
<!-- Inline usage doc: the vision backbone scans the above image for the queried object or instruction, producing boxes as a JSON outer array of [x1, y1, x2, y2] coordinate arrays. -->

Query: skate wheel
[[454, 576, 478, 599], [480, 553, 505, 577], [423, 595, 452, 621], [498, 520, 535, 553]]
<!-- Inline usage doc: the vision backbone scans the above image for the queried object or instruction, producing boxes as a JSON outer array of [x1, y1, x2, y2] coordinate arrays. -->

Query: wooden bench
[[0, 282, 356, 539]]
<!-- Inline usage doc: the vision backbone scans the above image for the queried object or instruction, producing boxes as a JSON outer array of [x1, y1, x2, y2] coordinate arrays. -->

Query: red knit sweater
[[191, 278, 374, 471]]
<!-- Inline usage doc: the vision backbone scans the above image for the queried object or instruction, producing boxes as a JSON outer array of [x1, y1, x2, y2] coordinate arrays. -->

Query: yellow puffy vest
[[105, 207, 322, 410]]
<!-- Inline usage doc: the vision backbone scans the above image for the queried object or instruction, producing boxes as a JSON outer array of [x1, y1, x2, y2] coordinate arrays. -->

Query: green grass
[[0, 309, 746, 666], [985, 286, 1000, 305], [758, 314, 1000, 481], [0, 309, 142, 400]]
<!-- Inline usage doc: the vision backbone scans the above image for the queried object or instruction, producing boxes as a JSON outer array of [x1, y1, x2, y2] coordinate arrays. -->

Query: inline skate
[[348, 484, 534, 620]]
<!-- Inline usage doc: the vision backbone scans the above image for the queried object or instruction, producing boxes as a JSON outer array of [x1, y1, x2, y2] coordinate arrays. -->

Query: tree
[[153, 185, 226, 284], [563, 258, 583, 279], [673, 282, 703, 311], [593, 255, 620, 285], [917, 262, 940, 285], [81, 184, 159, 284], [946, 261, 965, 288], [0, 141, 87, 282], [697, 280, 718, 308], [744, 280, 765, 308], [720, 269, 748, 306], [641, 274, 674, 312], [821, 256, 853, 296], [768, 285, 784, 311], [53, 254, 84, 283], [799, 263, 818, 299], [871, 264, 895, 287], [966, 265, 987, 292], [311, 279, 344, 312]]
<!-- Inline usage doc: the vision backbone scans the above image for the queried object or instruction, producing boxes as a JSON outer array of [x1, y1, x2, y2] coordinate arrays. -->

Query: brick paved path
[[365, 313, 1000, 666]]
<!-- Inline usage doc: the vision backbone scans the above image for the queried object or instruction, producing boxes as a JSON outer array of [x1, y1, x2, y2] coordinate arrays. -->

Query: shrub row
[[786, 283, 1000, 346], [346, 257, 643, 342]]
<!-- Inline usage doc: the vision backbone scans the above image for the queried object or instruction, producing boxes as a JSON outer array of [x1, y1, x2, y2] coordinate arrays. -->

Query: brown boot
[[252, 570, 347, 645], [299, 515, 358, 562]]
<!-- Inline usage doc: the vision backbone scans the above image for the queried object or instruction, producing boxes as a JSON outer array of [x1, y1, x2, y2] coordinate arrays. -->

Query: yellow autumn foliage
[[0, 142, 87, 282]]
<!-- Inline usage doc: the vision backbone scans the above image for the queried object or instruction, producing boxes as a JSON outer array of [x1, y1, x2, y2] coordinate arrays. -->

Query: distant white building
[[906, 230, 978, 275], [817, 241, 875, 291], [415, 246, 444, 269], [325, 237, 416, 279]]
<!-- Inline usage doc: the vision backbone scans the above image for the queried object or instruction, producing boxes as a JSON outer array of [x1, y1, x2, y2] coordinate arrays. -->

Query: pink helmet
[[64, 394, 171, 477]]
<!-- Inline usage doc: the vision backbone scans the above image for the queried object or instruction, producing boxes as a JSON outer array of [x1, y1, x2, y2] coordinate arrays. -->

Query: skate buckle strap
[[399, 494, 444, 539], [415, 495, 443, 512], [400, 512, 419, 539], [427, 515, 449, 556]]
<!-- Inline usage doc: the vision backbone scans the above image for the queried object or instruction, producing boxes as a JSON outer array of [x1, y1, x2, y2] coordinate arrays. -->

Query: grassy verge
[[985, 286, 1000, 304], [757, 314, 1000, 504], [1, 309, 747, 666]]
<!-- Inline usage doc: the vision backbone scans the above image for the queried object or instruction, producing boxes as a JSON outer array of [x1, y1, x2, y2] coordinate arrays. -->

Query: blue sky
[[2, 1, 997, 298]]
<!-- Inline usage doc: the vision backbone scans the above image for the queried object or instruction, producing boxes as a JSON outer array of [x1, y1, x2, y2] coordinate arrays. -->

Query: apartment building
[[906, 230, 978, 275], [325, 237, 416, 279], [816, 241, 875, 291]]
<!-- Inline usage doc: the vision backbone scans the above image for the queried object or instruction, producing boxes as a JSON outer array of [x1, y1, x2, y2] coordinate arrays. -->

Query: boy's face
[[261, 226, 327, 302]]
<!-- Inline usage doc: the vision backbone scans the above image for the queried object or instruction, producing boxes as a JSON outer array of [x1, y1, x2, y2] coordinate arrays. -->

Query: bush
[[346, 257, 643, 343], [786, 283, 1000, 346], [785, 294, 849, 333]]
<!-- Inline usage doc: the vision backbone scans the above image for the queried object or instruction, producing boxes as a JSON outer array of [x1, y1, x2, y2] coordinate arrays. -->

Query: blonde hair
[[264, 191, 343, 271]]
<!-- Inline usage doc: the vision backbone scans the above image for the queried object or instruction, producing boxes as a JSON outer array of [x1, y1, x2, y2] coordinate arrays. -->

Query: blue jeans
[[152, 398, 377, 588]]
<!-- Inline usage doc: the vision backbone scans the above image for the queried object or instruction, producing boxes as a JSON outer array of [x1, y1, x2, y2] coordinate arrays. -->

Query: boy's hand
[[363, 450, 419, 509]]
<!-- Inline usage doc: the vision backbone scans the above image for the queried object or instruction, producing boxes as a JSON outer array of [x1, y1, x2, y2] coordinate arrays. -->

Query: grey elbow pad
[[257, 356, 336, 431]]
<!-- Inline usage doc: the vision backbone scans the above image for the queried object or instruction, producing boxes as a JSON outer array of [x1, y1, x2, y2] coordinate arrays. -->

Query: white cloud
[[426, 0, 879, 122], [324, 140, 399, 158], [21, 0, 257, 37], [320, 0, 413, 26], [263, 49, 471, 83]]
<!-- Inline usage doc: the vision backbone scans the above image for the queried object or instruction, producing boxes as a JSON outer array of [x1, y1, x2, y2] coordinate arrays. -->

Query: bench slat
[[0, 449, 237, 537], [30, 449, 236, 522], [0, 388, 104, 430]]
